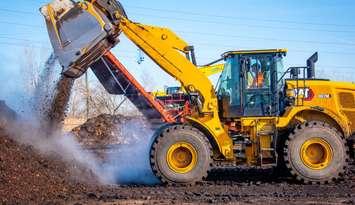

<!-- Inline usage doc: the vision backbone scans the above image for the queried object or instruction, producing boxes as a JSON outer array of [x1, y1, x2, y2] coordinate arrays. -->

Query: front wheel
[[150, 124, 212, 185], [284, 121, 349, 184]]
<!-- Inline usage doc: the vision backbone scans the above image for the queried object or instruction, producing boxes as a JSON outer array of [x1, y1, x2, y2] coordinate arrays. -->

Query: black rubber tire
[[150, 124, 212, 185], [284, 121, 349, 184], [349, 135, 355, 159]]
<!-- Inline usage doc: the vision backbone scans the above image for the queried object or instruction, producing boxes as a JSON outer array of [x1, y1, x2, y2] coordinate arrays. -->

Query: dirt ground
[[0, 128, 354, 205], [0, 100, 354, 205], [68, 162, 355, 205]]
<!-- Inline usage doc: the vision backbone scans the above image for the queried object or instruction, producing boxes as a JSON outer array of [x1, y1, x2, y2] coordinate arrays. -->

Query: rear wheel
[[150, 124, 212, 185], [284, 121, 349, 184]]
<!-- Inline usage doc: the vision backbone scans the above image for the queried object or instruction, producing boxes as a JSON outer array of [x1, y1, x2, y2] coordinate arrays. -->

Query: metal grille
[[339, 92, 355, 109], [343, 111, 355, 131]]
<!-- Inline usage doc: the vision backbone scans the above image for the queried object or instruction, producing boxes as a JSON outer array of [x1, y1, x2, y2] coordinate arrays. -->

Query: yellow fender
[[277, 106, 352, 137], [186, 117, 234, 160]]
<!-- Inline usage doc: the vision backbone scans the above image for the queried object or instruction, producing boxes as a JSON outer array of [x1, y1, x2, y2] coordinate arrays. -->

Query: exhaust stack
[[307, 52, 318, 79]]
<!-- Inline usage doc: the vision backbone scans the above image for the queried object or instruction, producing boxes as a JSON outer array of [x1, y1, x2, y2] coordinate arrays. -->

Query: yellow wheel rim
[[300, 138, 333, 170], [167, 142, 197, 174]]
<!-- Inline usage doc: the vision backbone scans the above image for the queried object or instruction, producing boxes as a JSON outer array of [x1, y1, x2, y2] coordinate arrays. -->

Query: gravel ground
[[0, 129, 354, 205], [70, 161, 355, 205]]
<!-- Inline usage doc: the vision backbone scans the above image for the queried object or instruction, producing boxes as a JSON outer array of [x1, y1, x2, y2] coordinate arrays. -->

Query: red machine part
[[104, 51, 176, 123]]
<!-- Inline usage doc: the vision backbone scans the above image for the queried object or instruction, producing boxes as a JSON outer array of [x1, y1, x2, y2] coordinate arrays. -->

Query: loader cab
[[217, 49, 287, 118]]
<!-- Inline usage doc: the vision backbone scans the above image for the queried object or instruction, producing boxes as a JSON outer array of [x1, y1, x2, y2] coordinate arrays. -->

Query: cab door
[[217, 55, 243, 118], [241, 54, 278, 117]]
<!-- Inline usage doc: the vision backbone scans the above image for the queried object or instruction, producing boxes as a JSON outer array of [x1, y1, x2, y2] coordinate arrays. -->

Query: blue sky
[[0, 0, 355, 107]]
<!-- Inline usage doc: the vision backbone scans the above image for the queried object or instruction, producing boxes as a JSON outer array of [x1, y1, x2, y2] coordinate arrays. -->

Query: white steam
[[1, 54, 159, 185], [101, 118, 160, 185], [4, 120, 106, 183]]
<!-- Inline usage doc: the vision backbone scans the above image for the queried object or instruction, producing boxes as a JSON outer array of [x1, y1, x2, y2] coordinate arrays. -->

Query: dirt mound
[[0, 101, 97, 204], [71, 114, 147, 147], [0, 131, 96, 204]]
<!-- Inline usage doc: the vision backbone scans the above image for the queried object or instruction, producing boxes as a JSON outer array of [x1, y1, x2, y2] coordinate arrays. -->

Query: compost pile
[[71, 114, 147, 147], [0, 131, 95, 204], [0, 101, 95, 204]]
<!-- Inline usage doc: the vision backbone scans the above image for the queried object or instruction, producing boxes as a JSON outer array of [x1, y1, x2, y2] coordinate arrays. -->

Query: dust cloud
[[102, 118, 159, 185], [0, 54, 159, 185]]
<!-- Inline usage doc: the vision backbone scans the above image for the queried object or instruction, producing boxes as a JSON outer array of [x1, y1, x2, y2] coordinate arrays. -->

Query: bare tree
[[87, 80, 126, 116], [67, 71, 140, 119], [67, 76, 86, 118]]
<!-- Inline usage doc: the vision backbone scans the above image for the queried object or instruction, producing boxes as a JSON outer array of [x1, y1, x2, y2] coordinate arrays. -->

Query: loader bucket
[[41, 0, 123, 78]]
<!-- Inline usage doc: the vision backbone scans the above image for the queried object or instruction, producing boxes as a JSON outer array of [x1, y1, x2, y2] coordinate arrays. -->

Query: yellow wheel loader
[[41, 0, 355, 184]]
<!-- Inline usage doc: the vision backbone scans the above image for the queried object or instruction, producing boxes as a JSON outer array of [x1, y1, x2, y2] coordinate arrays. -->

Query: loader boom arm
[[119, 19, 215, 113], [41, 0, 233, 159], [118, 18, 233, 159]]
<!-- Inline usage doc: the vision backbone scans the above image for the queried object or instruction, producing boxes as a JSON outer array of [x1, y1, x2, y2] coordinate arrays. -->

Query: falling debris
[[46, 75, 75, 131], [30, 53, 75, 133], [32, 53, 58, 121]]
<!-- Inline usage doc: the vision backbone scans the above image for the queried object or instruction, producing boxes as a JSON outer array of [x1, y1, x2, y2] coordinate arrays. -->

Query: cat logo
[[293, 88, 314, 101]]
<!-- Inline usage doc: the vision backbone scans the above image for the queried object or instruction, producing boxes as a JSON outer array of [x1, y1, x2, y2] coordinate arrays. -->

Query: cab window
[[245, 56, 272, 89]]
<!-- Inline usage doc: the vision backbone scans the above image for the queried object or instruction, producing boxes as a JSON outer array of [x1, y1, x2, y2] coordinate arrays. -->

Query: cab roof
[[222, 49, 287, 57]]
